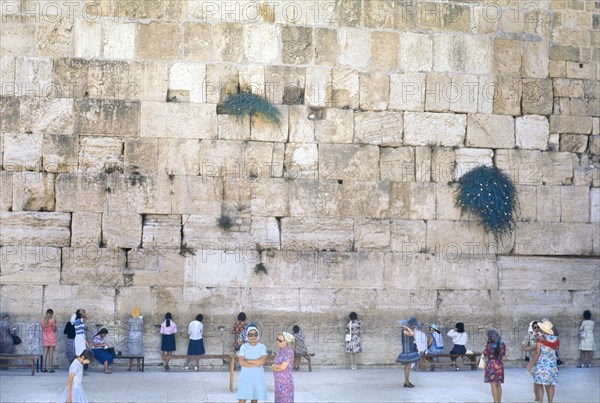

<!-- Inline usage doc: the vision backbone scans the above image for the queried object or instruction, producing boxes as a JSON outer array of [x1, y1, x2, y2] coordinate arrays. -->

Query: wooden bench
[[418, 353, 481, 371], [111, 354, 145, 372], [294, 353, 315, 372], [162, 354, 236, 391], [0, 354, 42, 375]]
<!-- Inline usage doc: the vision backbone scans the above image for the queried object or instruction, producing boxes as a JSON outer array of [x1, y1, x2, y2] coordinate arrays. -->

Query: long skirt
[[187, 339, 205, 355], [66, 339, 76, 362], [92, 348, 113, 365], [161, 334, 176, 352]]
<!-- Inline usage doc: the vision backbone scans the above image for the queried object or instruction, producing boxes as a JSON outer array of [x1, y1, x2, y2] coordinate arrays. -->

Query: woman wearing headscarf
[[483, 328, 506, 403], [0, 313, 16, 353], [424, 324, 444, 370], [527, 320, 559, 403], [127, 306, 144, 371], [64, 313, 77, 362], [237, 323, 268, 403], [578, 310, 595, 368], [522, 321, 540, 361], [272, 332, 295, 403], [345, 312, 362, 370], [73, 309, 89, 356], [396, 317, 421, 388]]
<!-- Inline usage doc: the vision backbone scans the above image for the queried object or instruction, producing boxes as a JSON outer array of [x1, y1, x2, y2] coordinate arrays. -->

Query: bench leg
[[229, 358, 235, 392], [142, 357, 144, 372], [306, 356, 312, 372]]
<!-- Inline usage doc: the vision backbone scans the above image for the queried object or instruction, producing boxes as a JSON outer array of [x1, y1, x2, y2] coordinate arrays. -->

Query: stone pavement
[[0, 365, 598, 402]]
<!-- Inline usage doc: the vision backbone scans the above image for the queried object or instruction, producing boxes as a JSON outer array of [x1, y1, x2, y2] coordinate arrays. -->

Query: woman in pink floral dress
[[40, 309, 57, 372], [483, 328, 506, 403], [272, 332, 295, 403]]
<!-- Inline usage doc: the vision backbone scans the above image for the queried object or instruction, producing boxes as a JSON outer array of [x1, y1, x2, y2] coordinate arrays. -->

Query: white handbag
[[478, 356, 487, 370], [345, 321, 352, 342]]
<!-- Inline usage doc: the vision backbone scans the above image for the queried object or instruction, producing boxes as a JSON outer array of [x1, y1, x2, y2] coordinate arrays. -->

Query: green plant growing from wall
[[254, 263, 268, 275], [218, 213, 233, 230], [223, 92, 281, 124], [455, 165, 517, 240]]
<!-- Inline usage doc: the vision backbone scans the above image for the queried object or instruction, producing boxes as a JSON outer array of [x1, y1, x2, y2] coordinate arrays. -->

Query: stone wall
[[0, 0, 598, 368]]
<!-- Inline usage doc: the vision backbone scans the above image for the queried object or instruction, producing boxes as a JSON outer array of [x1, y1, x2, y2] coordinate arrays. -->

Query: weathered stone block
[[522, 42, 549, 78], [464, 35, 492, 75], [466, 114, 515, 149], [264, 65, 305, 105], [239, 65, 265, 97], [304, 67, 331, 107], [12, 172, 55, 212], [389, 182, 436, 220], [371, 32, 398, 71], [553, 78, 584, 98], [61, 247, 126, 287], [79, 137, 122, 173], [515, 222, 594, 255], [103, 21, 136, 60], [213, 23, 244, 63], [426, 220, 508, 256], [183, 22, 212, 61], [516, 185, 537, 222], [284, 143, 318, 180], [561, 186, 590, 223], [0, 96, 20, 133], [0, 212, 70, 246], [282, 26, 312, 65], [15, 57, 52, 95], [199, 140, 244, 179], [250, 106, 289, 143], [170, 176, 222, 215], [477, 75, 495, 114], [435, 183, 463, 221], [433, 33, 464, 73], [515, 115, 549, 150], [398, 32, 432, 72], [449, 74, 479, 113], [389, 220, 426, 253], [560, 134, 588, 153], [591, 188, 600, 223], [142, 215, 181, 249], [317, 253, 385, 290], [522, 78, 553, 115], [550, 115, 593, 134], [354, 112, 403, 146], [354, 220, 390, 250], [590, 135, 600, 155], [136, 61, 169, 102], [389, 72, 425, 112], [137, 22, 181, 60], [341, 181, 390, 219], [124, 138, 158, 175], [425, 72, 451, 112], [313, 28, 337, 67], [244, 24, 280, 64], [338, 28, 370, 69], [0, 245, 61, 285], [250, 216, 281, 250], [102, 212, 142, 248], [182, 215, 252, 250], [331, 68, 359, 109], [2, 133, 43, 171], [1, 16, 35, 57], [495, 149, 543, 185], [250, 179, 289, 217], [338, 0, 363, 27], [432, 147, 456, 183], [566, 61, 597, 79], [75, 99, 140, 136], [39, 18, 74, 57], [157, 139, 200, 176], [455, 148, 494, 180], [536, 186, 561, 222], [318, 144, 379, 181], [404, 112, 466, 147], [364, 0, 394, 28], [314, 108, 353, 143], [0, 172, 12, 211], [281, 217, 354, 251], [359, 73, 389, 111], [288, 180, 343, 217], [140, 102, 216, 139], [42, 134, 78, 173], [169, 62, 206, 103], [380, 147, 415, 182], [217, 114, 250, 141], [71, 212, 102, 247], [55, 173, 107, 212], [542, 151, 577, 185], [493, 76, 521, 116], [245, 141, 278, 179]]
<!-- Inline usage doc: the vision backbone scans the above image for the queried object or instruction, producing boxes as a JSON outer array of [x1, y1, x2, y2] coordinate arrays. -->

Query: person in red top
[[232, 312, 247, 353], [40, 309, 57, 372]]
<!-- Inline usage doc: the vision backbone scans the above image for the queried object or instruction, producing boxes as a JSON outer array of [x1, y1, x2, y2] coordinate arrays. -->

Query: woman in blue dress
[[237, 323, 268, 403], [61, 349, 93, 403], [396, 317, 421, 388]]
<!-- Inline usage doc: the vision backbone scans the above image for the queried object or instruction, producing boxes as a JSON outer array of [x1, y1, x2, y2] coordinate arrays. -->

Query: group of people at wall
[[345, 311, 596, 403]]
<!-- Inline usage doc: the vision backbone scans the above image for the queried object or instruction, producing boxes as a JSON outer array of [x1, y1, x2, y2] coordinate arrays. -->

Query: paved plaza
[[0, 364, 598, 402]]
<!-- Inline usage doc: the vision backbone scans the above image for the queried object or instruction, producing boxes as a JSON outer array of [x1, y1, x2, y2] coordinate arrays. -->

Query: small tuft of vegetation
[[179, 242, 196, 257], [218, 214, 233, 230], [254, 263, 268, 275], [222, 92, 280, 124]]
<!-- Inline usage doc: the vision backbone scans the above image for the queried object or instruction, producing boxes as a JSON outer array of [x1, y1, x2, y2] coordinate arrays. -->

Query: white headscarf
[[245, 323, 259, 342]]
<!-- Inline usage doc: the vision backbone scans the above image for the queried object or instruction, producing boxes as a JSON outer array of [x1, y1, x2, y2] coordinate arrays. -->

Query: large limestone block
[[389, 73, 425, 112], [425, 72, 451, 112], [86, 60, 140, 101], [206, 62, 238, 102], [169, 62, 206, 103], [435, 183, 463, 221], [3, 133, 43, 171], [39, 17, 75, 57], [42, 134, 78, 173], [137, 22, 181, 60], [318, 144, 379, 181], [359, 73, 390, 111], [389, 182, 436, 220], [306, 67, 331, 108], [102, 212, 142, 248], [498, 256, 599, 290], [537, 186, 561, 222], [79, 137, 123, 173], [464, 35, 492, 75], [495, 149, 543, 185], [102, 21, 136, 60], [553, 78, 584, 98], [449, 74, 479, 113], [426, 220, 513, 256], [516, 185, 537, 222], [561, 186, 590, 223], [591, 188, 600, 223], [19, 98, 74, 134], [170, 176, 222, 215], [560, 135, 588, 153], [184, 248, 254, 287], [404, 112, 466, 147], [313, 27, 337, 66], [466, 114, 515, 149], [183, 22, 212, 61], [217, 114, 250, 141], [1, 96, 20, 133], [354, 220, 390, 250], [0, 246, 61, 285], [341, 181, 390, 219], [75, 99, 140, 136], [315, 252, 385, 289], [515, 222, 595, 255], [371, 32, 398, 71], [380, 147, 415, 182], [454, 148, 493, 180], [330, 68, 359, 110], [522, 41, 549, 78], [250, 179, 289, 217], [250, 216, 281, 250], [541, 152, 577, 185], [250, 106, 289, 143], [284, 143, 318, 180], [315, 108, 353, 143], [142, 215, 182, 249], [338, 28, 370, 69], [477, 75, 495, 114], [140, 102, 216, 139], [61, 247, 127, 287], [522, 78, 553, 115], [239, 65, 265, 97], [389, 220, 426, 253], [128, 249, 186, 286], [244, 24, 280, 64], [1, 16, 35, 57], [376, 289, 437, 318], [398, 32, 432, 72], [383, 254, 437, 290], [0, 285, 43, 319], [137, 61, 169, 102], [280, 217, 354, 251], [124, 138, 158, 175], [493, 76, 522, 116], [182, 215, 252, 250], [0, 172, 12, 210], [515, 115, 549, 150], [199, 140, 245, 179], [433, 33, 464, 73], [0, 212, 70, 246], [12, 172, 55, 212], [55, 173, 107, 212], [354, 111, 403, 146], [282, 25, 313, 65], [213, 22, 244, 63], [157, 139, 200, 176], [288, 106, 315, 143], [432, 147, 456, 183], [71, 212, 102, 247], [364, 0, 394, 28], [437, 290, 495, 323], [244, 141, 278, 179], [264, 65, 305, 106], [415, 146, 432, 182], [550, 116, 593, 134], [288, 180, 343, 217]]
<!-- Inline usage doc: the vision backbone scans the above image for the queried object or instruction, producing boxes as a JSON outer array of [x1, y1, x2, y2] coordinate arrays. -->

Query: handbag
[[478, 356, 487, 370], [345, 321, 352, 342], [12, 335, 22, 345]]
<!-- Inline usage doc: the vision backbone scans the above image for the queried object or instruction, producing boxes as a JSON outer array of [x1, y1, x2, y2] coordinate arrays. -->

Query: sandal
[[49, 369, 55, 373], [41, 369, 48, 373], [403, 382, 415, 388]]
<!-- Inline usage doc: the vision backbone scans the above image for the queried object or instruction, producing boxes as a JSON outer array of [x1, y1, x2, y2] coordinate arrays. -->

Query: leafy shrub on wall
[[223, 92, 281, 124]]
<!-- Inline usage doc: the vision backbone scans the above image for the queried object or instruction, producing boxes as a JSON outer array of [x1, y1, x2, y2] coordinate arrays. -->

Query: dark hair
[[293, 325, 300, 333], [584, 310, 592, 320], [94, 328, 109, 337], [165, 312, 172, 327], [456, 323, 465, 333], [238, 312, 246, 321], [75, 309, 83, 319], [349, 312, 358, 321], [46, 309, 54, 315], [196, 314, 203, 322], [80, 349, 94, 361]]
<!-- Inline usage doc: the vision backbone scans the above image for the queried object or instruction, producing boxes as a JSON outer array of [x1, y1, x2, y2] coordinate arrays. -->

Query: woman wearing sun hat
[[396, 317, 421, 388], [527, 320, 559, 403], [127, 306, 144, 371], [423, 323, 444, 370], [237, 323, 268, 403]]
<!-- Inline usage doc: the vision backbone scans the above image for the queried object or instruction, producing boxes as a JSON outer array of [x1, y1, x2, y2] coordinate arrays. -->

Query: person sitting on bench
[[92, 328, 114, 374], [447, 322, 468, 371]]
